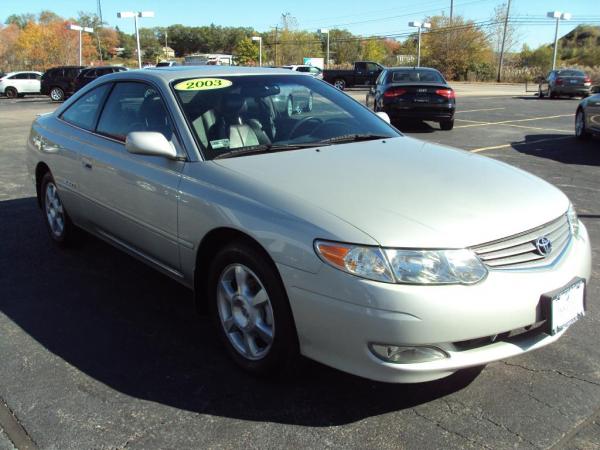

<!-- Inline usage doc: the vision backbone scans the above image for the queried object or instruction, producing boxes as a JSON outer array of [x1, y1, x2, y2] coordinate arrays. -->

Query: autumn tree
[[421, 15, 493, 80], [360, 39, 387, 63], [0, 24, 21, 71], [235, 37, 259, 65]]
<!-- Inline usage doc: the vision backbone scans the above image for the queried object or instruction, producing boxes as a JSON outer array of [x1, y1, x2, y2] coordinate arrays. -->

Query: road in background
[[0, 91, 599, 449]]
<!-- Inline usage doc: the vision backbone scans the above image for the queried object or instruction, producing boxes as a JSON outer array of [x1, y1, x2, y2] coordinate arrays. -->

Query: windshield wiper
[[213, 142, 329, 159], [318, 133, 391, 144]]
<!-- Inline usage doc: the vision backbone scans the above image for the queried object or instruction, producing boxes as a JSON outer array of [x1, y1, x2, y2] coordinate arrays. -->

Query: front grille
[[471, 214, 571, 270]]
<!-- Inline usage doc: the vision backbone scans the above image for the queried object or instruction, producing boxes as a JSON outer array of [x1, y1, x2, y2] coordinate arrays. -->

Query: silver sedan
[[27, 67, 591, 383]]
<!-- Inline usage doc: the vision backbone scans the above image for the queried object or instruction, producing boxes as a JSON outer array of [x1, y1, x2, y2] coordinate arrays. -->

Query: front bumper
[[279, 222, 591, 383]]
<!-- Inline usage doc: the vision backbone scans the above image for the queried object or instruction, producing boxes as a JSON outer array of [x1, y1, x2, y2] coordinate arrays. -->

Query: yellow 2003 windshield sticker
[[174, 78, 232, 91]]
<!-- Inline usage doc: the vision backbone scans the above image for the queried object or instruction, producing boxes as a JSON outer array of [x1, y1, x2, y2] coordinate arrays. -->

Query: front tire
[[575, 109, 591, 140], [49, 86, 65, 102], [208, 241, 299, 376], [5, 87, 17, 98], [40, 172, 77, 247], [440, 119, 454, 130]]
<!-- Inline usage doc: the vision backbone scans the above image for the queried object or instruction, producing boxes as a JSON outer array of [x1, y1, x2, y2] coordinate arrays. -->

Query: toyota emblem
[[535, 236, 552, 256]]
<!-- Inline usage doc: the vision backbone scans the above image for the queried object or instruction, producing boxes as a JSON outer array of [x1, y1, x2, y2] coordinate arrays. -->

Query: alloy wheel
[[45, 182, 65, 238], [216, 263, 275, 360]]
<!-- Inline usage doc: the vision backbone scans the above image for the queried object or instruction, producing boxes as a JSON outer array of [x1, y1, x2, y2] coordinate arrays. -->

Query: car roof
[[386, 66, 440, 72], [104, 66, 304, 82], [5, 71, 42, 76]]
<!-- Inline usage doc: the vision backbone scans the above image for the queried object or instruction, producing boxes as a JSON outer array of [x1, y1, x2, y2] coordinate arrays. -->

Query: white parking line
[[455, 108, 505, 114], [454, 113, 575, 129], [470, 135, 573, 153]]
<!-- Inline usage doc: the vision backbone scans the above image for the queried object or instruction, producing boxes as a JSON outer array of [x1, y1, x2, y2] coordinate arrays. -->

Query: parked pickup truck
[[323, 61, 385, 90]]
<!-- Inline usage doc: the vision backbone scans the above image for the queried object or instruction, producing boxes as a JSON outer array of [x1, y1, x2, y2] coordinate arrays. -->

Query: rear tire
[[538, 87, 545, 98], [49, 86, 65, 102], [333, 78, 346, 90], [208, 241, 299, 377], [440, 119, 454, 130], [5, 87, 17, 99]]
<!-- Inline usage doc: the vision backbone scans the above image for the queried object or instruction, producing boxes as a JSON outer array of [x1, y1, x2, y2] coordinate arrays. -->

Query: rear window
[[557, 70, 585, 77], [390, 70, 445, 83]]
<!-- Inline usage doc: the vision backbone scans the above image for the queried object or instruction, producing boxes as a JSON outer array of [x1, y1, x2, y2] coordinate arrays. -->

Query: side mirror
[[125, 131, 178, 159], [369, 86, 376, 94], [376, 111, 391, 124]]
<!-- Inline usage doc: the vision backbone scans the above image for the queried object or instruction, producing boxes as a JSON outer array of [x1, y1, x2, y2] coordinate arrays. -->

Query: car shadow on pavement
[[392, 120, 438, 133], [512, 134, 600, 166], [0, 197, 480, 426]]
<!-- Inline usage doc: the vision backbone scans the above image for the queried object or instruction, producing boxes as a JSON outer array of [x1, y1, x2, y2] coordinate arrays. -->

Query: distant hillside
[[558, 25, 600, 66]]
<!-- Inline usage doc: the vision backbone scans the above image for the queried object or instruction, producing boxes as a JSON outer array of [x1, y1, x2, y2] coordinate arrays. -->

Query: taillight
[[384, 88, 407, 98], [556, 78, 564, 85], [435, 89, 455, 99], [584, 76, 591, 82]]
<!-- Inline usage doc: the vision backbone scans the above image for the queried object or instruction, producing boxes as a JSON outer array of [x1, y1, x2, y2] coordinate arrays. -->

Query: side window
[[30, 73, 41, 80], [309, 67, 321, 74], [367, 63, 380, 72], [355, 62, 367, 72], [296, 67, 309, 73], [96, 82, 178, 145], [84, 70, 97, 78], [61, 83, 111, 130], [14, 73, 29, 80]]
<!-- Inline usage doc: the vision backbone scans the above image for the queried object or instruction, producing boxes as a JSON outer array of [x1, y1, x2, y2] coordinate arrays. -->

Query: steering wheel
[[310, 120, 354, 138], [288, 116, 323, 140]]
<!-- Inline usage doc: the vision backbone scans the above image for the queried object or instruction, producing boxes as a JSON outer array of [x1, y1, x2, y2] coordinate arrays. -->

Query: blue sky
[[1, 0, 598, 49]]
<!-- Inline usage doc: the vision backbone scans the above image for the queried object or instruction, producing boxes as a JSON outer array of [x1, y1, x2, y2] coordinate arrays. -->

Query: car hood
[[213, 137, 569, 248]]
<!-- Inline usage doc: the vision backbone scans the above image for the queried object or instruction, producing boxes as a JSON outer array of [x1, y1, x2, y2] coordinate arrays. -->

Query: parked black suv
[[41, 66, 85, 101], [74, 66, 128, 93]]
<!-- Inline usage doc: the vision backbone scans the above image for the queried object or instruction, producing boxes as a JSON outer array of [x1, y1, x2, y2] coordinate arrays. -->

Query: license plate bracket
[[541, 278, 586, 335]]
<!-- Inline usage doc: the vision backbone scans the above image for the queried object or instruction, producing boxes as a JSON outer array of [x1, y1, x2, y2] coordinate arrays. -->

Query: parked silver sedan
[[27, 67, 591, 383]]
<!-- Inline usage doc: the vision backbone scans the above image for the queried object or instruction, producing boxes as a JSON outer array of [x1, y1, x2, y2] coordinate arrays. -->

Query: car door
[[79, 81, 185, 273], [366, 63, 382, 85], [354, 62, 367, 85], [586, 94, 600, 133], [11, 73, 29, 92], [29, 72, 41, 93]]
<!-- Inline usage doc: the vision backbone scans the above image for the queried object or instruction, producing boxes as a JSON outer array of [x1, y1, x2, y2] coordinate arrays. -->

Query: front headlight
[[314, 240, 487, 285], [567, 203, 580, 238], [384, 248, 487, 285]]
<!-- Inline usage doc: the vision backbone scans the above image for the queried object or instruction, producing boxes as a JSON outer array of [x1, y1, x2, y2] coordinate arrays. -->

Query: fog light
[[369, 344, 449, 364]]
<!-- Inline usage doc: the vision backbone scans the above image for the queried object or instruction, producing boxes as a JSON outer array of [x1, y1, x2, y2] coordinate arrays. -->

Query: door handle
[[82, 158, 93, 170]]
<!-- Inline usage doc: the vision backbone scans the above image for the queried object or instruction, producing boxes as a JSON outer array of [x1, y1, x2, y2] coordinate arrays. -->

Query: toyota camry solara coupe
[[27, 67, 591, 383]]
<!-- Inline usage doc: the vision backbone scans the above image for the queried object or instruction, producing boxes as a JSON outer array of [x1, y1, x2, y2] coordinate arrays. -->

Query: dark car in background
[[539, 69, 592, 99], [366, 67, 456, 130], [74, 66, 128, 92], [323, 61, 384, 90], [41, 66, 85, 101]]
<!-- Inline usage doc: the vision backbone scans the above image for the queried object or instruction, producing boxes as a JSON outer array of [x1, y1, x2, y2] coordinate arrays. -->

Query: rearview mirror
[[125, 132, 178, 159], [376, 111, 391, 124]]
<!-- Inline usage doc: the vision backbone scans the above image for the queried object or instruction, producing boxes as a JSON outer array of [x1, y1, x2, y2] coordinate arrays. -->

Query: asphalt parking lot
[[0, 89, 599, 449]]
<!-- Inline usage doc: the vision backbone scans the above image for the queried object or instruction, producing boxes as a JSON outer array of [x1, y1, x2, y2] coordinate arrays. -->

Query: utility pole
[[450, 0, 454, 21], [274, 26, 278, 66], [496, 0, 511, 82], [165, 29, 168, 59]]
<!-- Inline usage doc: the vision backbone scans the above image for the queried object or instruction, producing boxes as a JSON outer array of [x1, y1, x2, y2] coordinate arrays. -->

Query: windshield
[[172, 74, 399, 159], [390, 69, 445, 83], [557, 70, 585, 77]]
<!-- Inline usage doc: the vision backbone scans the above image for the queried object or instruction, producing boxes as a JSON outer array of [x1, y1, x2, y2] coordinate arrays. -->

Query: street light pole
[[117, 11, 155, 69], [68, 24, 94, 66], [409, 21, 431, 67], [547, 11, 571, 70], [251, 36, 262, 66], [319, 29, 330, 69]]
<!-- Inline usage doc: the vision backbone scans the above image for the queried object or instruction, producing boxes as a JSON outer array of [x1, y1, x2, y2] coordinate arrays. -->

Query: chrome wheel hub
[[45, 182, 65, 237], [217, 264, 275, 360]]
